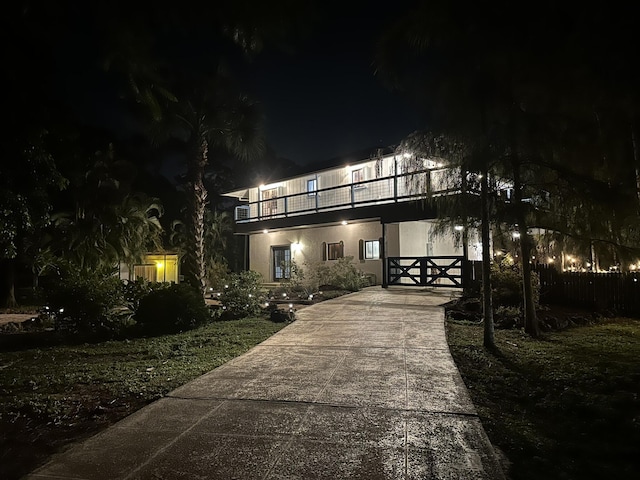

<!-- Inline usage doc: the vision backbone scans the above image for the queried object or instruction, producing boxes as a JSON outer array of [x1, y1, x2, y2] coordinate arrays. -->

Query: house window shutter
[[359, 239, 364, 261], [322, 242, 326, 261]]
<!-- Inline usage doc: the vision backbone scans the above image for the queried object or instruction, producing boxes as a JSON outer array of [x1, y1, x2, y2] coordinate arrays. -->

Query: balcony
[[233, 167, 458, 223]]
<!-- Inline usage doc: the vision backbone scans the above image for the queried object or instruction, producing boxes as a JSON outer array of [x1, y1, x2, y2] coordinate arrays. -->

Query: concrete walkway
[[26, 287, 506, 480]]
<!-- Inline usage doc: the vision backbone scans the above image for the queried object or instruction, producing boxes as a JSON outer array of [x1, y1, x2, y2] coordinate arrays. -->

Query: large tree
[[377, 0, 640, 337], [172, 87, 264, 297], [376, 1, 516, 345], [98, 2, 311, 298]]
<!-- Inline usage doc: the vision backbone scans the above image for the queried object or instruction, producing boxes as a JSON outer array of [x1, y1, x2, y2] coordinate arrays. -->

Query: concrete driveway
[[26, 287, 506, 480]]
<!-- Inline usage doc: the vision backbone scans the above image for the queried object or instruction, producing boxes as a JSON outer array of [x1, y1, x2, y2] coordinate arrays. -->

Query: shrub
[[135, 283, 211, 335], [42, 266, 127, 335], [317, 256, 369, 292], [121, 278, 166, 311], [207, 261, 230, 291], [280, 260, 315, 298], [218, 270, 265, 319], [491, 256, 540, 308]]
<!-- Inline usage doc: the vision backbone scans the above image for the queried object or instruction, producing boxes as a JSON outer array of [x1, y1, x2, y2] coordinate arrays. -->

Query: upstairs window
[[307, 178, 317, 196]]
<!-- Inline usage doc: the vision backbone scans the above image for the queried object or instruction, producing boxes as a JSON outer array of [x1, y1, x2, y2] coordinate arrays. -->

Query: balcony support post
[[393, 156, 398, 201]]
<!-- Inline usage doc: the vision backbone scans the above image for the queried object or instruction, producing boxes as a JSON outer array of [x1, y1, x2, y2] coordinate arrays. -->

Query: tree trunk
[[631, 121, 640, 214], [512, 156, 540, 337], [186, 132, 209, 299], [461, 169, 471, 295], [1, 259, 18, 308], [480, 168, 495, 349]]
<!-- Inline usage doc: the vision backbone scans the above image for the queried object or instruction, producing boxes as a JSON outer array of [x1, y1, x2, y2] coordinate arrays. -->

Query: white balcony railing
[[233, 167, 459, 223]]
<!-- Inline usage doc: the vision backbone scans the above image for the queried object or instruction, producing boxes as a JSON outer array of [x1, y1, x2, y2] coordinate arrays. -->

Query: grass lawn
[[0, 317, 286, 480], [446, 317, 640, 480]]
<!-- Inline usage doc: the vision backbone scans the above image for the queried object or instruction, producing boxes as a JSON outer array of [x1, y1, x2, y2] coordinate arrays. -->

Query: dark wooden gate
[[385, 256, 465, 288]]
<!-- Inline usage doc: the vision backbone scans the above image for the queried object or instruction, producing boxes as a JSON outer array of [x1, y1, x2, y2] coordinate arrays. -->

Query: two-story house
[[223, 148, 483, 288]]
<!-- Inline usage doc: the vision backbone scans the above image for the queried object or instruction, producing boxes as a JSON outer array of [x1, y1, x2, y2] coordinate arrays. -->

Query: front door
[[273, 246, 291, 281]]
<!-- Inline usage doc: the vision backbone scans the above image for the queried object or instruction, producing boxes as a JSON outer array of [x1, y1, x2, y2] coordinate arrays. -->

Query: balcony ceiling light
[[259, 182, 283, 191]]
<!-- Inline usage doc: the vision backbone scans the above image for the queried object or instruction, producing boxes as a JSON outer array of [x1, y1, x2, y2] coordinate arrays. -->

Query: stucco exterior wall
[[396, 220, 485, 260], [246, 219, 484, 286], [384, 223, 400, 257], [249, 221, 383, 284], [398, 220, 462, 257]]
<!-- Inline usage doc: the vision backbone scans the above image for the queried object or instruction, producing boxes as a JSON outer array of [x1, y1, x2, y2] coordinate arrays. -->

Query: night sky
[[55, 1, 423, 169], [244, 4, 423, 165]]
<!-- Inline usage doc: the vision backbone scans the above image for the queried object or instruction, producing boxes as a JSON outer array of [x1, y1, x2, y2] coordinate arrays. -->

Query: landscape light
[[454, 225, 464, 231], [341, 220, 348, 225], [263, 229, 269, 234]]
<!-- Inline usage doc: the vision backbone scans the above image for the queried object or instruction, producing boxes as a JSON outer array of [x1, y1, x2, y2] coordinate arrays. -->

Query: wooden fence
[[533, 266, 640, 316], [464, 262, 640, 316], [385, 256, 464, 288]]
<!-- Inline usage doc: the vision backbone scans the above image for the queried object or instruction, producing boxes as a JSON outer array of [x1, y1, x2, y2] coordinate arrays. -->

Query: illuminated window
[[364, 240, 379, 260], [327, 242, 344, 260], [307, 178, 317, 196]]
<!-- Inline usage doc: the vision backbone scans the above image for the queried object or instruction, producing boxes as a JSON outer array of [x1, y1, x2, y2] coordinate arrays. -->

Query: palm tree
[[51, 149, 164, 274], [98, 3, 312, 298], [52, 192, 163, 274], [205, 209, 233, 265], [174, 86, 263, 298]]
